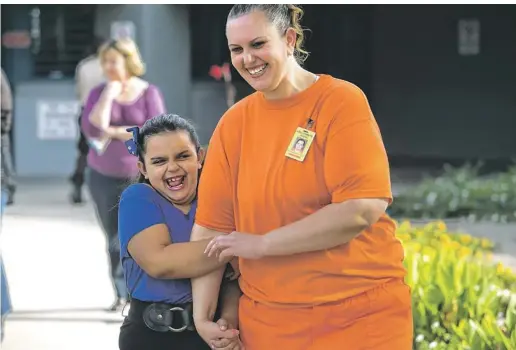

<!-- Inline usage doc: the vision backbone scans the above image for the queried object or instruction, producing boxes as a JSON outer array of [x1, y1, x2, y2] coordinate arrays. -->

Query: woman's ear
[[285, 27, 297, 56], [137, 160, 148, 179], [198, 147, 206, 168]]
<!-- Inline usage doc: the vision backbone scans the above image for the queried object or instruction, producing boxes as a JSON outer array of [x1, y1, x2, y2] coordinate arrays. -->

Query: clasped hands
[[195, 318, 244, 350], [204, 231, 267, 261]]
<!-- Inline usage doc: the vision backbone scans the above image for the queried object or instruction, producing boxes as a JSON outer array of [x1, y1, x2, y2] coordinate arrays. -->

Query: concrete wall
[[14, 81, 79, 177], [371, 5, 516, 160]]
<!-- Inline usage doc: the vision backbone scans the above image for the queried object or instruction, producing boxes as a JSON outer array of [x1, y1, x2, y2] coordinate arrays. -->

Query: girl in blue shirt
[[117, 114, 242, 350]]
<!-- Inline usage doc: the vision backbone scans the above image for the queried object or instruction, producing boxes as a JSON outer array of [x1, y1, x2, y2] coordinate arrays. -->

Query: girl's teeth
[[166, 177, 183, 186]]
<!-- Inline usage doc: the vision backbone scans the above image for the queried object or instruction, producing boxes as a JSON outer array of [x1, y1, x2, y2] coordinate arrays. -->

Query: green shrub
[[390, 164, 516, 222], [397, 220, 516, 349]]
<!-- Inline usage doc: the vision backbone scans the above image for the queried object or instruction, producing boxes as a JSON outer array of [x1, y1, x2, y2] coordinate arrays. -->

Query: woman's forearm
[[190, 224, 229, 322], [103, 125, 133, 141], [262, 198, 388, 257], [89, 92, 113, 131], [89, 93, 131, 141]]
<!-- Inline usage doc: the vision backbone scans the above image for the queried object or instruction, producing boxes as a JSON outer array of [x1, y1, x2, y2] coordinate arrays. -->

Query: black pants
[[119, 306, 210, 350], [86, 168, 128, 299], [70, 109, 89, 188]]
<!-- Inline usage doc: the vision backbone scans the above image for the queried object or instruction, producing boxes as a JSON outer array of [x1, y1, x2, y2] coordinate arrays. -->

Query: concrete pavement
[[1, 177, 124, 350]]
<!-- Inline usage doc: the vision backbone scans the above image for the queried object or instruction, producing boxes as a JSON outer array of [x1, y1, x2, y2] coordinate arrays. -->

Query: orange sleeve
[[195, 115, 237, 233], [324, 86, 393, 204]]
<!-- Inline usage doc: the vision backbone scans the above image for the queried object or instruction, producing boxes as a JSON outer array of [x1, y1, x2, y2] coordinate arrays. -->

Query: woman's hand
[[104, 81, 123, 100], [205, 232, 267, 261], [195, 318, 242, 349], [101, 126, 132, 141]]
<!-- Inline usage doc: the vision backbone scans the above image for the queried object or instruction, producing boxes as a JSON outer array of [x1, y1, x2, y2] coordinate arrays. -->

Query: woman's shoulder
[[215, 95, 252, 133], [86, 83, 107, 101], [316, 75, 374, 129], [138, 79, 161, 95], [91, 82, 107, 94], [321, 75, 368, 103]]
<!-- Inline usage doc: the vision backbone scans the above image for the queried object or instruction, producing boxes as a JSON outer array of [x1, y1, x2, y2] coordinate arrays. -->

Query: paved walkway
[[1, 178, 123, 350], [0, 176, 514, 350]]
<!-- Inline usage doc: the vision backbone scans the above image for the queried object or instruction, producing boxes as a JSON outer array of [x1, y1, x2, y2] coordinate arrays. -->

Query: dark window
[[189, 4, 242, 81], [29, 4, 96, 78]]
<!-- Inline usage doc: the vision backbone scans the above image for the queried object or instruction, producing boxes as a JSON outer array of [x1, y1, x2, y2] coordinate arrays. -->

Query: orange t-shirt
[[196, 74, 406, 307]]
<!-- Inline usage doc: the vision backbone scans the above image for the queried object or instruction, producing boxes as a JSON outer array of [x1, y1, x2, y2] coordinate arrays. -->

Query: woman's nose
[[243, 52, 255, 66]]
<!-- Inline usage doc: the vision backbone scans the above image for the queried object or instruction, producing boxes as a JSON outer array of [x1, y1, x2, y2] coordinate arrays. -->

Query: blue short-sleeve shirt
[[118, 183, 197, 304]]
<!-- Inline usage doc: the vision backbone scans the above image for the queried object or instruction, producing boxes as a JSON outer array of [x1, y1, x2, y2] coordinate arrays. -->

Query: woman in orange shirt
[[191, 4, 413, 350]]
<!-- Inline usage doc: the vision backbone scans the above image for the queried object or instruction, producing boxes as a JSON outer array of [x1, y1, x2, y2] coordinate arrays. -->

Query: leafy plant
[[390, 163, 516, 222], [397, 220, 516, 349]]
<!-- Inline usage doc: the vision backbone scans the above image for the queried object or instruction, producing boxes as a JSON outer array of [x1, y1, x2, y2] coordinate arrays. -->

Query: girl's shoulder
[[120, 183, 158, 202]]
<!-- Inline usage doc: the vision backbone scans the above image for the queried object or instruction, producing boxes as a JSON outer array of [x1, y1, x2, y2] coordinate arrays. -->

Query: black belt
[[127, 298, 195, 333]]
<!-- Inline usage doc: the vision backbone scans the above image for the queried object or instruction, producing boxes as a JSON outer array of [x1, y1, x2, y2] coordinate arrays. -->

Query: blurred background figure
[[81, 38, 166, 311], [69, 36, 106, 204], [1, 177, 12, 343], [1, 68, 16, 206], [1, 69, 13, 338]]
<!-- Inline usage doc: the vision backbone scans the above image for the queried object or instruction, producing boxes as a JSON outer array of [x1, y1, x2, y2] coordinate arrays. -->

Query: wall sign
[[36, 100, 80, 140], [1, 30, 31, 49], [110, 21, 136, 41], [458, 19, 480, 56]]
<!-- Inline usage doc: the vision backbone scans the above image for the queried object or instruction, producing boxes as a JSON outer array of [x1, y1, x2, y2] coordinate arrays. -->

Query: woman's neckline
[[113, 80, 150, 106], [256, 74, 330, 110]]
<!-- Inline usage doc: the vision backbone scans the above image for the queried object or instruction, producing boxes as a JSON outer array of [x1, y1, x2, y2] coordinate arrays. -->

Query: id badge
[[285, 127, 316, 162]]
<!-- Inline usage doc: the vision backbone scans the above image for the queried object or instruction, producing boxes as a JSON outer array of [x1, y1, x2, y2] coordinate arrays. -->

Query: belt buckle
[[143, 303, 190, 333], [167, 306, 188, 333]]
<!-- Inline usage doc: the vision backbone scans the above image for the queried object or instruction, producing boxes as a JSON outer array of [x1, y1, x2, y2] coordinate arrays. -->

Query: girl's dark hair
[[133, 113, 202, 184], [227, 4, 309, 65]]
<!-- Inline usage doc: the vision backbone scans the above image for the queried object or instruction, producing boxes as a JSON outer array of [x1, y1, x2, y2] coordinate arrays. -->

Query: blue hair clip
[[125, 126, 140, 156]]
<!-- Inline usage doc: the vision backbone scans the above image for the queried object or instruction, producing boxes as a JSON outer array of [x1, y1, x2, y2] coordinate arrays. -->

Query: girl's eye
[[231, 47, 242, 53], [252, 41, 265, 48]]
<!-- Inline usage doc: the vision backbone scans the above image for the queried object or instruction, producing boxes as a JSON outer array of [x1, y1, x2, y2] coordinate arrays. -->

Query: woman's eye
[[230, 47, 242, 53], [252, 41, 265, 48]]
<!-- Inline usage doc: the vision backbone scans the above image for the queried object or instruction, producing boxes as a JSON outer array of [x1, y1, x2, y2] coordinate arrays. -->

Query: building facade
[[1, 4, 515, 176]]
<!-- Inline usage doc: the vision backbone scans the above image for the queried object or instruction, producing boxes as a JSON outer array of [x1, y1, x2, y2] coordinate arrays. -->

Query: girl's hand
[[195, 318, 240, 350]]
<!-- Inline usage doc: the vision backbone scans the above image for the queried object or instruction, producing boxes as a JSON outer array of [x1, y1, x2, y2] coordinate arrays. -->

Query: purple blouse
[[81, 83, 166, 179]]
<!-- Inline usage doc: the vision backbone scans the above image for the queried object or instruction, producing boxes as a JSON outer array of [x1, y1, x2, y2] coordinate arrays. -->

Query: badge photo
[[285, 127, 316, 162]]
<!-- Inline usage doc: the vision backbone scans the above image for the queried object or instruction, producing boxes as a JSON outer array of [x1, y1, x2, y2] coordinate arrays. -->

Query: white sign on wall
[[110, 21, 136, 41], [36, 100, 80, 140], [458, 19, 480, 56]]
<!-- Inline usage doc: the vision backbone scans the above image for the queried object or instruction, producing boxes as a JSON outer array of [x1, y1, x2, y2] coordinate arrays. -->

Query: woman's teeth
[[247, 64, 267, 77]]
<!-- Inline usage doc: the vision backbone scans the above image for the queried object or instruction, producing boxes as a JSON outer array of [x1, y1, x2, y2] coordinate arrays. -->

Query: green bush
[[397, 220, 516, 349], [389, 164, 516, 222]]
